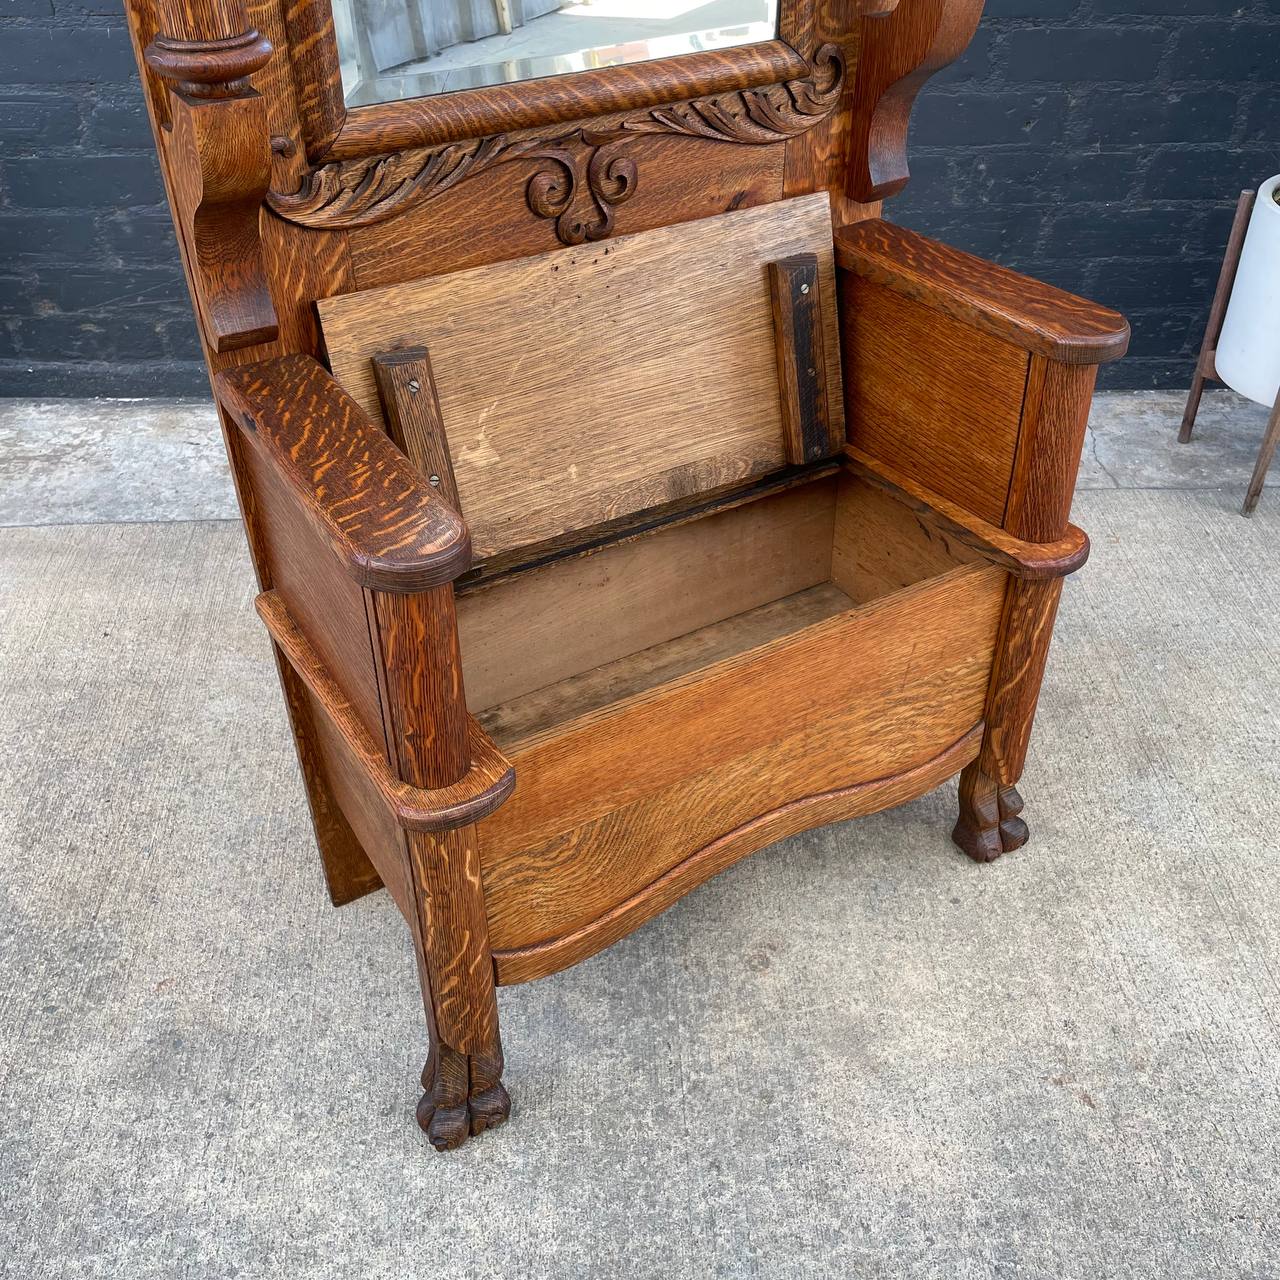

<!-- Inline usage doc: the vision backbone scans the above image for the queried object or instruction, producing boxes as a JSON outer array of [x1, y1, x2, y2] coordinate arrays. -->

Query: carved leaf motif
[[267, 45, 844, 244]]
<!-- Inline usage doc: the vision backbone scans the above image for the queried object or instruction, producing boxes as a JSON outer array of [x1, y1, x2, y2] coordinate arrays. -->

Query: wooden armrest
[[843, 445, 1089, 578], [258, 591, 515, 830], [835, 220, 1130, 366], [215, 354, 471, 592]]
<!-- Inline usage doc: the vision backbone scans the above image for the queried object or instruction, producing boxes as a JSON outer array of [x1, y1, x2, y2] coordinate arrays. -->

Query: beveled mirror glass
[[333, 0, 780, 107]]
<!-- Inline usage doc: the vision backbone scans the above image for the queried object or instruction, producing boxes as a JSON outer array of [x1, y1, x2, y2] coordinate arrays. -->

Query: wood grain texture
[[238, 431, 386, 739], [297, 679, 415, 918], [779, 0, 863, 207], [371, 587, 470, 788], [257, 591, 516, 831], [842, 446, 1090, 579], [769, 254, 837, 464], [407, 823, 509, 1150], [456, 462, 838, 593], [492, 724, 984, 983], [372, 349, 462, 512], [259, 213, 355, 357], [272, 642, 383, 907], [365, 567, 512, 1150], [830, 471, 980, 604], [328, 41, 812, 159], [457, 478, 837, 716], [952, 762, 1028, 863], [977, 577, 1064, 790], [477, 583, 855, 749], [321, 194, 842, 562], [216, 354, 472, 591], [345, 133, 786, 288], [148, 47, 278, 350], [241, 0, 311, 195], [1005, 357, 1098, 542], [837, 220, 1131, 364], [277, 0, 346, 161], [272, 47, 843, 244], [845, 0, 984, 201], [841, 272, 1028, 524], [478, 561, 1006, 868]]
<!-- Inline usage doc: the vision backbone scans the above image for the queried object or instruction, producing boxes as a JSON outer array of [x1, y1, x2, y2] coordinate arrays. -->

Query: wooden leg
[[1242, 395, 1280, 516], [952, 762, 1028, 863], [953, 576, 1063, 863], [406, 824, 510, 1151], [1180, 189, 1255, 444], [1178, 365, 1210, 445]]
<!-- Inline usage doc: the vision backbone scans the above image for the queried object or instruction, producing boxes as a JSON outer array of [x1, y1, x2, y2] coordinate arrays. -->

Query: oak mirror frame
[[333, 0, 783, 109]]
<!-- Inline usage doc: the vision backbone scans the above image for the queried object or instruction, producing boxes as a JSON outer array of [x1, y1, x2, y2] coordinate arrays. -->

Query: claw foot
[[953, 764, 1028, 863], [417, 1042, 510, 1151]]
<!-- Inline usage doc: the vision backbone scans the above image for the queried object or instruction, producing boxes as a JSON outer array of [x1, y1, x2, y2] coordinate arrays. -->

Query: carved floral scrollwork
[[267, 44, 844, 245], [524, 143, 639, 245]]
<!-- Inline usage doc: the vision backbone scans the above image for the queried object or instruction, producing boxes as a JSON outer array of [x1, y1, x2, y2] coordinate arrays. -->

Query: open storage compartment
[[462, 459, 1010, 964], [457, 464, 989, 752]]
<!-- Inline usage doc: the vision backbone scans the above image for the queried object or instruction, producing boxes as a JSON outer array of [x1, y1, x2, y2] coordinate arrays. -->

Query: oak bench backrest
[[318, 192, 842, 563]]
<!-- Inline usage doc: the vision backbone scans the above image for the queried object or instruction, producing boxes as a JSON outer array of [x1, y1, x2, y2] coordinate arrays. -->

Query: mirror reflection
[[333, 0, 780, 107]]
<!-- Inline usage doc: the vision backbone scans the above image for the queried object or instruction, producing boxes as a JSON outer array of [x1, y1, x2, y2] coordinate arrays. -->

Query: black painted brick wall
[[1, 0, 1278, 395], [892, 0, 1280, 391]]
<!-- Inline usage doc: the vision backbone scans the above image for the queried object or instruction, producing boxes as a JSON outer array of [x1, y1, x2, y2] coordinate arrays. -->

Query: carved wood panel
[[268, 46, 843, 248], [345, 133, 786, 289]]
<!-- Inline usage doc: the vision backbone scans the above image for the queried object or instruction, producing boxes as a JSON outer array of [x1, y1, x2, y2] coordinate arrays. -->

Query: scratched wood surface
[[319, 194, 843, 561]]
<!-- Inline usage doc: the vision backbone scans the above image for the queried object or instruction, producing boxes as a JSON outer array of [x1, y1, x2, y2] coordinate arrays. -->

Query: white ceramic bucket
[[1215, 174, 1280, 409]]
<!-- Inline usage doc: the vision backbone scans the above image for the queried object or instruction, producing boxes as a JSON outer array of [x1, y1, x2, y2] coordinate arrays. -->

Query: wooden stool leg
[[1180, 189, 1255, 443], [1242, 395, 1280, 516], [1179, 369, 1210, 445]]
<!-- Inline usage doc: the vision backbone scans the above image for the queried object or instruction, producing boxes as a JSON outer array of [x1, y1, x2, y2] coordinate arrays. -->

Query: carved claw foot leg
[[416, 1041, 510, 1151], [952, 762, 1028, 863]]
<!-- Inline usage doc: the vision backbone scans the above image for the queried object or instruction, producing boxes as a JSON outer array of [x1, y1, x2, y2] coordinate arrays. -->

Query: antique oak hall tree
[[125, 0, 1128, 1148]]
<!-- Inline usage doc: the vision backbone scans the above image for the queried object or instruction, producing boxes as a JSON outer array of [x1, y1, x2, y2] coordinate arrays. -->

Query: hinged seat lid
[[318, 192, 842, 564]]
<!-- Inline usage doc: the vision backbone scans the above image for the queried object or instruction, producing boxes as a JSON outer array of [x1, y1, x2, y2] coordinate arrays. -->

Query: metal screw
[[408, 378, 421, 393], [429, 475, 441, 486], [799, 283, 810, 295]]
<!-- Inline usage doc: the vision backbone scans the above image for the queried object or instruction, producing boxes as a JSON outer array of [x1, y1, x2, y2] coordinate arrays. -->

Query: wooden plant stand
[[1179, 188, 1280, 516]]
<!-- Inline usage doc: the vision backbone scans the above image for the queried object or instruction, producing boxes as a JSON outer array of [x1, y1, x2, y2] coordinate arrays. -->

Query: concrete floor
[[1, 391, 1278, 1277]]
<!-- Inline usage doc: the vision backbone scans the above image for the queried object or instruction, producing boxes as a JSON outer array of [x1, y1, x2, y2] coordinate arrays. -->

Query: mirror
[[333, 0, 780, 107]]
